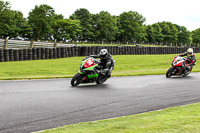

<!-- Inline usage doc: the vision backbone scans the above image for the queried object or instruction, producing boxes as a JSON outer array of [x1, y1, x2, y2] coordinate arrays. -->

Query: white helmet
[[100, 49, 108, 59], [187, 48, 193, 57]]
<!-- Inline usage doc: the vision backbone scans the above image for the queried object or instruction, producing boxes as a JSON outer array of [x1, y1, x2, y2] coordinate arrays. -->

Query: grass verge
[[37, 102, 200, 133], [0, 54, 200, 80]]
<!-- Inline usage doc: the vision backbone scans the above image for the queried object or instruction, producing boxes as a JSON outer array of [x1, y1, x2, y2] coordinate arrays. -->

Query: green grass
[[37, 102, 200, 133], [0, 54, 200, 80]]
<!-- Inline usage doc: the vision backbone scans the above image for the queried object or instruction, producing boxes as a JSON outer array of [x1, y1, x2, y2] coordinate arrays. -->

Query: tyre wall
[[0, 46, 199, 62]]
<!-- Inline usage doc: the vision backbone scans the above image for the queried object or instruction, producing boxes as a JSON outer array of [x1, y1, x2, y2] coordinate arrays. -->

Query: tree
[[28, 4, 55, 41], [145, 24, 164, 44], [52, 19, 81, 42], [152, 23, 164, 44], [0, 0, 10, 37], [70, 8, 94, 42], [0, 1, 29, 39], [118, 11, 146, 44], [20, 18, 33, 40], [145, 25, 154, 43], [192, 28, 200, 44], [0, 1, 13, 38], [146, 22, 191, 45], [94, 11, 118, 43], [175, 25, 191, 45], [9, 11, 30, 39], [158, 22, 178, 44]]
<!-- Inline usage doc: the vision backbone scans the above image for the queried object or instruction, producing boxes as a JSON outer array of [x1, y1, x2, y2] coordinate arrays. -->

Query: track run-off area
[[0, 73, 200, 133]]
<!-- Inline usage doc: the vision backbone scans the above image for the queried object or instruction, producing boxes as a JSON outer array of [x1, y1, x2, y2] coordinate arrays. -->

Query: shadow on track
[[167, 75, 194, 79], [71, 84, 110, 90]]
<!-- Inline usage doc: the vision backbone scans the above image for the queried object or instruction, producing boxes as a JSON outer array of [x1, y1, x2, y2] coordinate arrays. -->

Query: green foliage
[[175, 25, 192, 44], [0, 0, 10, 11], [28, 4, 56, 41], [146, 24, 164, 43], [52, 19, 81, 41], [118, 11, 146, 43], [70, 8, 94, 41], [0, 1, 199, 44], [158, 21, 178, 44], [145, 22, 193, 46], [9, 11, 29, 38], [192, 28, 200, 44], [0, 0, 27, 38], [0, 0, 11, 37], [94, 11, 118, 42]]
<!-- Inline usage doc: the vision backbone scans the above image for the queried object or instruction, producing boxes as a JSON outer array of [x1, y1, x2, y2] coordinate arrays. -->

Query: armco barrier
[[0, 46, 199, 62]]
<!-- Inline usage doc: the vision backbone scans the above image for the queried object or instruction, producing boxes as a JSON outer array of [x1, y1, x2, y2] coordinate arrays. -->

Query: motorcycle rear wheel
[[166, 67, 174, 78], [96, 76, 107, 84], [183, 70, 191, 77], [71, 73, 82, 86]]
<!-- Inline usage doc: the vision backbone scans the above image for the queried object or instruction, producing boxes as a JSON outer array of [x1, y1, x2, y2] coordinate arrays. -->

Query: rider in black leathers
[[178, 48, 196, 73], [89, 49, 115, 78]]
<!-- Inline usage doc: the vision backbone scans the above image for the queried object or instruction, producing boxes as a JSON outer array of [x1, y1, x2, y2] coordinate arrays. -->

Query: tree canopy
[[118, 11, 146, 43], [0, 0, 199, 45], [0, 1, 27, 38], [192, 28, 200, 44]]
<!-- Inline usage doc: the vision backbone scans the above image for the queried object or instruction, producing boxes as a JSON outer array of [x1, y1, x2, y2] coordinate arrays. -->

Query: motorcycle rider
[[89, 49, 115, 78], [178, 48, 196, 74]]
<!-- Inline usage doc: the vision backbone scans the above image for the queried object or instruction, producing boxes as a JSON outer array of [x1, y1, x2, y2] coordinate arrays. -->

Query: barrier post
[[54, 40, 57, 48], [30, 40, 34, 48], [4, 39, 8, 49]]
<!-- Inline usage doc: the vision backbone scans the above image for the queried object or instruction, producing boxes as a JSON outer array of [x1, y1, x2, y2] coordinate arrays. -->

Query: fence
[[0, 46, 199, 62], [0, 39, 76, 49]]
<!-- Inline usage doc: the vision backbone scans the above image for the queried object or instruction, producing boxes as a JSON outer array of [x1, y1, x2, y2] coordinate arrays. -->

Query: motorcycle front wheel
[[71, 73, 82, 86], [166, 67, 174, 78]]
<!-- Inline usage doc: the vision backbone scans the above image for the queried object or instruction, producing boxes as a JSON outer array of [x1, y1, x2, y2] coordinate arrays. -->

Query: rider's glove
[[83, 56, 89, 61]]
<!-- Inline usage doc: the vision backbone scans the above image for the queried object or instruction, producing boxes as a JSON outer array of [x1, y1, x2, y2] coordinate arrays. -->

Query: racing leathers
[[90, 53, 115, 78], [179, 52, 196, 72]]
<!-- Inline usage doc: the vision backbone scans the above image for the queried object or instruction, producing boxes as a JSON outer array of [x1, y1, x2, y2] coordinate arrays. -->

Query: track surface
[[1, 73, 200, 133]]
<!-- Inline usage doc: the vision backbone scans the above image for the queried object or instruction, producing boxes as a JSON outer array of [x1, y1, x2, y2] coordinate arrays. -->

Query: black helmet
[[100, 49, 108, 59]]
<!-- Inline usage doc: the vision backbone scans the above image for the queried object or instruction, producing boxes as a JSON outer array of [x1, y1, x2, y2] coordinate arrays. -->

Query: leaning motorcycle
[[166, 56, 192, 78], [71, 57, 109, 86]]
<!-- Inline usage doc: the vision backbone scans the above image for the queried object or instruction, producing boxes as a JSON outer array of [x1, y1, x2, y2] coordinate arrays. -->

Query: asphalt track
[[1, 73, 200, 133]]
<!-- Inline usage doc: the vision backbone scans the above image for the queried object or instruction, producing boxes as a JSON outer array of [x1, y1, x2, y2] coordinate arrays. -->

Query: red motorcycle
[[166, 56, 191, 78]]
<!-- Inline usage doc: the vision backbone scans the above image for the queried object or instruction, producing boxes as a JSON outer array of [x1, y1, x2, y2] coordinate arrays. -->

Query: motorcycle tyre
[[71, 73, 82, 86], [183, 70, 191, 77], [96, 76, 107, 84], [166, 67, 174, 78]]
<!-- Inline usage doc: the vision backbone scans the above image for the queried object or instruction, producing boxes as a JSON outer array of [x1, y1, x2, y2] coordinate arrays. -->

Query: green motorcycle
[[71, 57, 108, 86]]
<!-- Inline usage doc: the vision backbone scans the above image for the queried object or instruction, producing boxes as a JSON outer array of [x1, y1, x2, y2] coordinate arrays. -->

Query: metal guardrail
[[0, 39, 4, 49], [0, 39, 76, 49]]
